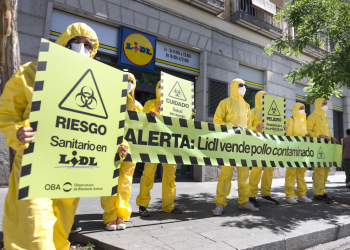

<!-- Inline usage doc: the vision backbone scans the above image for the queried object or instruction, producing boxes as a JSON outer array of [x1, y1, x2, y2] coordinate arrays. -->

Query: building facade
[[2, 0, 348, 183]]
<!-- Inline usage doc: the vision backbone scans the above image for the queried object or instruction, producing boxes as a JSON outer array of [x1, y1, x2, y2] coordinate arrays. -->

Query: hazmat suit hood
[[142, 81, 161, 115], [314, 98, 328, 118], [230, 78, 245, 99], [55, 22, 99, 58], [127, 73, 137, 111], [248, 91, 266, 133], [213, 78, 251, 128], [307, 97, 332, 138], [285, 102, 308, 136], [292, 102, 306, 120], [155, 81, 161, 102], [255, 91, 267, 110]]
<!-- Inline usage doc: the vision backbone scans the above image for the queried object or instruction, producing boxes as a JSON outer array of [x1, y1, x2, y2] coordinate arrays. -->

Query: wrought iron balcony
[[179, 0, 224, 15], [231, 10, 283, 39]]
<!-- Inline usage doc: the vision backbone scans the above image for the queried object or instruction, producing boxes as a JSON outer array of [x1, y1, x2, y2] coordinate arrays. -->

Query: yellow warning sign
[[268, 100, 281, 116], [262, 95, 286, 136], [160, 72, 194, 120], [59, 69, 108, 119], [18, 39, 127, 200]]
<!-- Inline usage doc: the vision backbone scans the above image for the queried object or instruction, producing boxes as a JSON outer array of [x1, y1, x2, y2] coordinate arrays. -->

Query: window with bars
[[208, 79, 228, 117]]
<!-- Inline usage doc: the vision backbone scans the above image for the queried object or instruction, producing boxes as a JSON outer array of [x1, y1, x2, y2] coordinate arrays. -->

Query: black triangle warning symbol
[[268, 100, 281, 116], [168, 81, 187, 101], [58, 69, 108, 119], [317, 147, 325, 159]]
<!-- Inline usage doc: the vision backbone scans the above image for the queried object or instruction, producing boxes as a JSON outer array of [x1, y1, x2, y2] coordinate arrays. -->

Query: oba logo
[[123, 33, 154, 66]]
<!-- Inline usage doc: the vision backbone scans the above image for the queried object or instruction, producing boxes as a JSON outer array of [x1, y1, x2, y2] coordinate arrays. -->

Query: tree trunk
[[0, 0, 21, 170]]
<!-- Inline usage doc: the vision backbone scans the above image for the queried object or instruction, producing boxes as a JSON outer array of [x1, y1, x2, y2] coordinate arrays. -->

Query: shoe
[[70, 223, 82, 233], [170, 207, 184, 214], [139, 206, 151, 217], [213, 205, 224, 216], [298, 196, 312, 203], [117, 217, 126, 230], [261, 195, 280, 205], [286, 197, 298, 204], [249, 197, 260, 207], [105, 221, 117, 231], [239, 202, 259, 212], [314, 194, 333, 204]]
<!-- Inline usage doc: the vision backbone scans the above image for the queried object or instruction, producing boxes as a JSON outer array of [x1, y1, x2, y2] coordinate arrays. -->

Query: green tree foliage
[[265, 0, 350, 103]]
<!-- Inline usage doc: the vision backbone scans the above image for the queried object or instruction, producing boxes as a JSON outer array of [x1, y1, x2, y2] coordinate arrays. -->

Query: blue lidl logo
[[118, 27, 156, 73]]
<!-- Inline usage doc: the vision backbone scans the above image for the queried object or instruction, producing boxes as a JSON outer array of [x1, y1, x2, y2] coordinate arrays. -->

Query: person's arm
[[213, 100, 233, 126], [285, 117, 294, 136], [119, 139, 131, 159], [307, 115, 318, 138], [0, 63, 35, 151]]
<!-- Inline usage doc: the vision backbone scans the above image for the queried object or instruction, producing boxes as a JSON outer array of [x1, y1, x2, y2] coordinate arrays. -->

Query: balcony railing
[[231, 0, 283, 39], [179, 0, 224, 15]]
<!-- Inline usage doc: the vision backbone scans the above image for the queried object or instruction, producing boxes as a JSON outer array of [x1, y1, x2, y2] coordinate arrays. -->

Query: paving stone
[[121, 7, 134, 26], [147, 18, 160, 34], [66, 0, 80, 9], [169, 25, 181, 41], [107, 2, 121, 22], [80, 0, 94, 13], [134, 12, 148, 31], [93, 0, 108, 18]]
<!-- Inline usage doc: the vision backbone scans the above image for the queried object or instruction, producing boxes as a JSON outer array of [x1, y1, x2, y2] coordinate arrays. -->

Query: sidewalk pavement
[[1, 173, 350, 250]]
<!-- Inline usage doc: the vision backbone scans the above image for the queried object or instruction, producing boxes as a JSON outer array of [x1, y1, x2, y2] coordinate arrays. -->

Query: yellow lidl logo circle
[[123, 33, 154, 66]]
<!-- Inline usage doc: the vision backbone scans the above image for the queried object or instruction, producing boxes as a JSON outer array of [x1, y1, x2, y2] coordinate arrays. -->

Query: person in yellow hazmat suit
[[100, 73, 148, 230], [248, 91, 279, 207], [213, 79, 259, 215], [0, 23, 98, 250], [307, 98, 338, 203], [284, 103, 313, 204], [136, 81, 184, 216]]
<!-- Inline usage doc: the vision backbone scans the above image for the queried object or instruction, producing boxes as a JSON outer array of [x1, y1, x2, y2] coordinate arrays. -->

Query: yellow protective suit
[[214, 79, 251, 206], [248, 91, 275, 197], [307, 98, 333, 196], [136, 81, 177, 212], [284, 103, 309, 198], [0, 23, 98, 250], [100, 73, 137, 223]]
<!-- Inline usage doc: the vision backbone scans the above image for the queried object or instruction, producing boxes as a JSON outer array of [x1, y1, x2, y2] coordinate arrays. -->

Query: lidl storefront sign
[[118, 27, 156, 73]]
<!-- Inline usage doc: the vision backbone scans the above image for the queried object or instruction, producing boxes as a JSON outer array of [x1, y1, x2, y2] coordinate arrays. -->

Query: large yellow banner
[[18, 39, 126, 200]]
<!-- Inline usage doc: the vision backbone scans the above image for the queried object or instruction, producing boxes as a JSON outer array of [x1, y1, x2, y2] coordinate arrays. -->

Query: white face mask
[[70, 43, 91, 58], [158, 88, 161, 96], [127, 82, 134, 93], [299, 109, 305, 114], [321, 105, 328, 112], [238, 86, 246, 96]]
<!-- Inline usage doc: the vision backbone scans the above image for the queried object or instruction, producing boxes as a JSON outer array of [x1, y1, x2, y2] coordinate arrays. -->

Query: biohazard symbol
[[75, 86, 97, 110], [168, 81, 187, 101], [59, 69, 108, 119], [268, 100, 281, 116], [317, 147, 325, 159]]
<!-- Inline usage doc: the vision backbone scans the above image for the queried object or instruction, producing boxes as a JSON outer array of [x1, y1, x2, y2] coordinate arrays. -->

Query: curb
[[70, 217, 350, 250]]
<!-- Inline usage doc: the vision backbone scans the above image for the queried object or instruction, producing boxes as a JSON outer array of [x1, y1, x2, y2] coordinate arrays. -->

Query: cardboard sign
[[262, 95, 286, 136], [160, 72, 194, 119], [18, 39, 127, 200], [123, 111, 342, 168]]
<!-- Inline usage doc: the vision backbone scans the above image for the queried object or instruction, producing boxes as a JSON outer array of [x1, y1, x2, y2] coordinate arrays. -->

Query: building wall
[[10, 0, 348, 183]]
